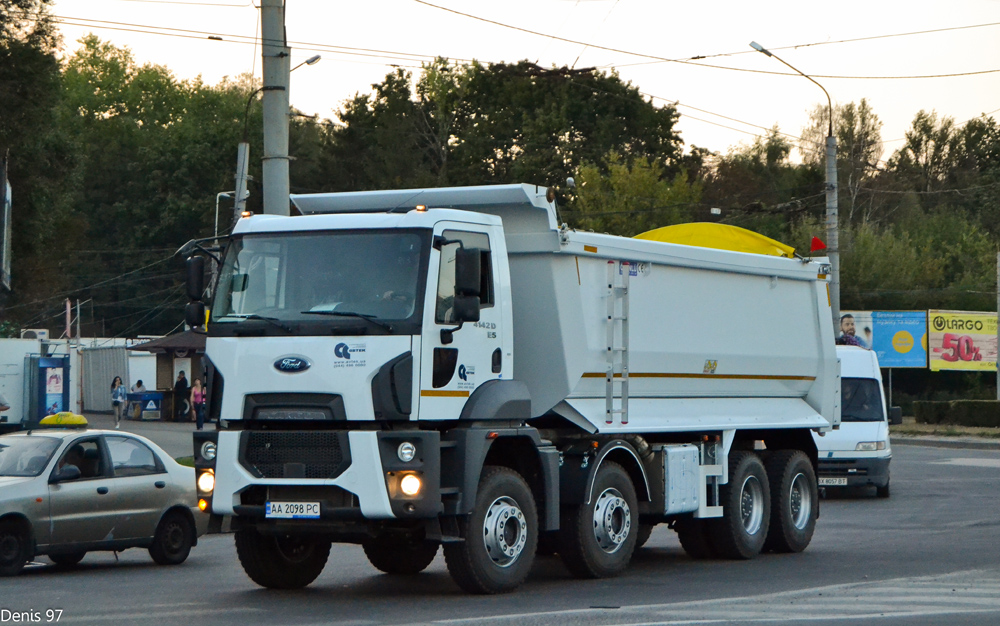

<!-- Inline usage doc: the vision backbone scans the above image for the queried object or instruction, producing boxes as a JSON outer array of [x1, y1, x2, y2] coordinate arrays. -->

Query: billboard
[[927, 310, 997, 372], [840, 310, 928, 368]]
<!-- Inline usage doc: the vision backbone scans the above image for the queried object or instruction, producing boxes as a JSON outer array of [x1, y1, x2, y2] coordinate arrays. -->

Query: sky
[[49, 0, 1000, 162]]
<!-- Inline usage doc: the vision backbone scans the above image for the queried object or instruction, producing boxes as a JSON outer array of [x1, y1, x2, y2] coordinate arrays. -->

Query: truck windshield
[[841, 378, 885, 422], [212, 230, 428, 326]]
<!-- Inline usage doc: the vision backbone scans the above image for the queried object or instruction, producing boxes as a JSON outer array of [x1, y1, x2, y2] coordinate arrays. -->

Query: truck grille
[[240, 431, 351, 479]]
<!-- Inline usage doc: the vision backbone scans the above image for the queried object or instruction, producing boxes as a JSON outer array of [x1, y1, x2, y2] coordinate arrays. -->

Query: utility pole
[[260, 0, 290, 216], [233, 143, 250, 223]]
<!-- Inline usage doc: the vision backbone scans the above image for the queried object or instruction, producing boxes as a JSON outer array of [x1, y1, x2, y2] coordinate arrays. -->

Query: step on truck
[[186, 183, 840, 593]]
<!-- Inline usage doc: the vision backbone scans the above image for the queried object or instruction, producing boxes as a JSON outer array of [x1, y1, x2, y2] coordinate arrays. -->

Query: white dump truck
[[186, 184, 840, 594]]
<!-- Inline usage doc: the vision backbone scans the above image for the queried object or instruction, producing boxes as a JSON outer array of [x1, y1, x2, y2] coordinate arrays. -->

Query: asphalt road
[[3, 443, 999, 626]]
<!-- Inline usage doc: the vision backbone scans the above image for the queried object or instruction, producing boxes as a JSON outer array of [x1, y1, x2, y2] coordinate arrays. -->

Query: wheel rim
[[788, 472, 812, 530], [163, 521, 186, 555], [276, 535, 317, 563], [740, 475, 764, 535], [482, 496, 527, 568], [0, 534, 20, 565], [592, 487, 631, 554]]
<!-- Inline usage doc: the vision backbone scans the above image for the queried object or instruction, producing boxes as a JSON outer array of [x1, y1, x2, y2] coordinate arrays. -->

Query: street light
[[290, 54, 321, 73], [750, 41, 840, 334]]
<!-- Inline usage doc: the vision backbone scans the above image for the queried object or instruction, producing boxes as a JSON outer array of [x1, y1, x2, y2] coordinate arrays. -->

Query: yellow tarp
[[635, 223, 796, 258]]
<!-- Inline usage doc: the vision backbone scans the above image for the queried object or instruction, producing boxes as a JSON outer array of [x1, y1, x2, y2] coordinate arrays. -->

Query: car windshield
[[841, 378, 885, 422], [212, 229, 428, 326], [0, 436, 61, 477]]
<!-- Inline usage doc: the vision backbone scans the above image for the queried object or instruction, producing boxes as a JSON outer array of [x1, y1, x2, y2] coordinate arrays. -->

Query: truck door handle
[[154, 481, 166, 489], [97, 486, 109, 495], [492, 348, 502, 373]]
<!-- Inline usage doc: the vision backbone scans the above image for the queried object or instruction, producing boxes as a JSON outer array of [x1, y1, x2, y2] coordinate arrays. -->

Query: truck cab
[[813, 345, 900, 498]]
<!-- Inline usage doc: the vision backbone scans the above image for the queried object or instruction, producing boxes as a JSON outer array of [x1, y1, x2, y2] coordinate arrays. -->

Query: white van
[[813, 345, 902, 498]]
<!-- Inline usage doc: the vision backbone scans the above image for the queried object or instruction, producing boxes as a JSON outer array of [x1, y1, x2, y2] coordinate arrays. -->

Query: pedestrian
[[174, 371, 189, 422], [130, 379, 146, 393], [111, 376, 126, 429], [190, 378, 206, 430]]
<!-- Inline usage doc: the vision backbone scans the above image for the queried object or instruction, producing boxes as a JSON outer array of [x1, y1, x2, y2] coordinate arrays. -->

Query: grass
[[892, 422, 1000, 439], [174, 455, 195, 467]]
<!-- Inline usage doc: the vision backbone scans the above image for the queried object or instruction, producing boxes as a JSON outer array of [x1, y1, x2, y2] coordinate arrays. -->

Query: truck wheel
[[149, 511, 195, 565], [235, 527, 331, 589], [363, 535, 439, 575], [559, 462, 638, 578], [49, 551, 86, 567], [635, 523, 655, 549], [675, 518, 716, 559], [443, 466, 538, 594], [763, 450, 817, 554], [0, 521, 29, 577], [876, 478, 891, 499], [710, 450, 770, 559]]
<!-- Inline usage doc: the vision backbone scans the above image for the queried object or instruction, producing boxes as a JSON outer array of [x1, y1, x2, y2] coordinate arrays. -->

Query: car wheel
[[235, 528, 331, 589], [363, 535, 438, 575], [50, 552, 86, 567], [0, 520, 29, 577], [149, 510, 195, 565]]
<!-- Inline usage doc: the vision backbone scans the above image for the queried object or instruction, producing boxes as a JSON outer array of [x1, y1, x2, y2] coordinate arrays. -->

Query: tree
[[888, 110, 958, 194]]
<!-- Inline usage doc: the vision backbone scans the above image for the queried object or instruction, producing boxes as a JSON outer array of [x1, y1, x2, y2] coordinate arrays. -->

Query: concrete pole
[[233, 142, 250, 224], [261, 0, 290, 216], [826, 135, 840, 334]]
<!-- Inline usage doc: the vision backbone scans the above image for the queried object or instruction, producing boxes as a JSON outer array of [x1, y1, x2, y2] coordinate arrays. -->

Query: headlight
[[855, 442, 877, 451], [197, 469, 216, 494], [397, 441, 416, 463], [400, 473, 421, 496], [200, 441, 217, 462]]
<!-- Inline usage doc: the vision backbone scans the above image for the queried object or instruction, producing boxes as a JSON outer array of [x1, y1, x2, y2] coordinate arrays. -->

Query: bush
[[913, 400, 1000, 427]]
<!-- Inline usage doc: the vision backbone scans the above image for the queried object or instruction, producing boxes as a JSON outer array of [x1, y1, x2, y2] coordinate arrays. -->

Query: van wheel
[[363, 535, 438, 575], [235, 528, 331, 589], [0, 521, 29, 577], [559, 462, 638, 578], [149, 511, 195, 565], [764, 451, 817, 553], [675, 518, 716, 559], [876, 478, 891, 499], [443, 466, 537, 594], [710, 451, 770, 559]]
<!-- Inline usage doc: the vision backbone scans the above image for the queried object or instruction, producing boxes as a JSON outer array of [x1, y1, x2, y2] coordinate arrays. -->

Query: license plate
[[819, 477, 848, 486], [265, 501, 321, 519]]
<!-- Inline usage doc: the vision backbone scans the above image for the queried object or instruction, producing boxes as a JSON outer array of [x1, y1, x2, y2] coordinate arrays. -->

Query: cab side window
[[435, 230, 494, 324], [56, 439, 105, 479], [107, 436, 162, 477]]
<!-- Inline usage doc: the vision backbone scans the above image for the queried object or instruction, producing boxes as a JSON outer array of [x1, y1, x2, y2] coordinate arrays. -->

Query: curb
[[891, 436, 1000, 451]]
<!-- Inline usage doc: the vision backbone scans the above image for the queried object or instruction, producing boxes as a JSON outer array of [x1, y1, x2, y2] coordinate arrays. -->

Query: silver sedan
[[0, 427, 208, 575]]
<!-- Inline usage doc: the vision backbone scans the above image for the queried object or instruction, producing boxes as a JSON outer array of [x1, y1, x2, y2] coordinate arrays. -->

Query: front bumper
[[817, 455, 890, 488]]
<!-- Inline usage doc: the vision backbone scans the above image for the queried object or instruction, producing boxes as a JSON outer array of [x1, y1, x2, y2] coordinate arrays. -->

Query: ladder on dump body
[[606, 261, 630, 425]]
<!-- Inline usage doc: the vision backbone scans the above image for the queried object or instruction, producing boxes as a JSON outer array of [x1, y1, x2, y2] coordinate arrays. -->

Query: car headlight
[[197, 469, 215, 494], [397, 441, 416, 463], [400, 473, 421, 496], [200, 441, 217, 462], [855, 442, 878, 452]]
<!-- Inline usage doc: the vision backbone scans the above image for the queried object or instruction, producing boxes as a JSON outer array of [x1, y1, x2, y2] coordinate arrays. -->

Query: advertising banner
[[871, 311, 927, 368], [839, 311, 874, 349], [927, 310, 997, 372]]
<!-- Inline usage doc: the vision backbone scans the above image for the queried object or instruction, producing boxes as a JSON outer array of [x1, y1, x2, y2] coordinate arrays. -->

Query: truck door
[[419, 227, 504, 420]]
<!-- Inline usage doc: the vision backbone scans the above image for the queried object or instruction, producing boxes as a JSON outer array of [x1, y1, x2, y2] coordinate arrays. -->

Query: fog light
[[201, 441, 217, 462], [198, 499, 209, 511], [397, 441, 416, 463], [197, 469, 215, 494], [400, 473, 421, 496]]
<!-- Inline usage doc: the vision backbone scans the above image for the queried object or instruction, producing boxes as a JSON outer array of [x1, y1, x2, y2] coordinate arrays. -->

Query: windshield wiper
[[301, 310, 392, 331], [217, 313, 293, 333]]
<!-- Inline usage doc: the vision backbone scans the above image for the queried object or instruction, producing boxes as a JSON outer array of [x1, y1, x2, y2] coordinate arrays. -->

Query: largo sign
[[928, 310, 998, 372]]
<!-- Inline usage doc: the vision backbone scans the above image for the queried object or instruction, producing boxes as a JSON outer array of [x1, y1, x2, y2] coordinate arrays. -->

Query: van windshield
[[841, 378, 885, 422]]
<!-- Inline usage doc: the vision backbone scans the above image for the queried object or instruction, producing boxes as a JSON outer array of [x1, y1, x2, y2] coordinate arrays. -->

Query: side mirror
[[186, 256, 206, 301], [889, 406, 903, 426], [49, 465, 81, 484], [454, 248, 481, 297], [452, 294, 481, 323], [186, 302, 206, 329]]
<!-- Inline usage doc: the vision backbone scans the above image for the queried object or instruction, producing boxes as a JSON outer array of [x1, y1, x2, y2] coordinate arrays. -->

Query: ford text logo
[[275, 356, 311, 373]]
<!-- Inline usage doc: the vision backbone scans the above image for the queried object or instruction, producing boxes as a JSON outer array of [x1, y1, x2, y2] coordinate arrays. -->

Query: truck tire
[[710, 450, 770, 559], [0, 521, 29, 577], [558, 462, 638, 579], [149, 510, 195, 565], [443, 466, 538, 594], [635, 523, 655, 549], [763, 450, 817, 554], [235, 527, 331, 589], [363, 535, 439, 575], [675, 518, 716, 559]]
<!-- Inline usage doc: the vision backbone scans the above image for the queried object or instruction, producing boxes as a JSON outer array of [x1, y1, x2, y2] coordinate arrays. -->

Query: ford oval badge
[[275, 356, 310, 373]]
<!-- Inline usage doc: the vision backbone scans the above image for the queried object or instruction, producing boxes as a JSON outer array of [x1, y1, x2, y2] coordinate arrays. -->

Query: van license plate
[[265, 501, 321, 519], [819, 478, 848, 486]]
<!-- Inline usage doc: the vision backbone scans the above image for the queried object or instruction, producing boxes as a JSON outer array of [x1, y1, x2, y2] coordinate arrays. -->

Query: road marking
[[399, 568, 1000, 626], [932, 458, 1000, 468], [60, 607, 264, 624]]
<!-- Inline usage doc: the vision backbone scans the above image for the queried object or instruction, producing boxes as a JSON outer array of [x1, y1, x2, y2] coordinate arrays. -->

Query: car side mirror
[[186, 256, 206, 301], [889, 406, 903, 426], [49, 465, 81, 484], [454, 247, 481, 297]]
